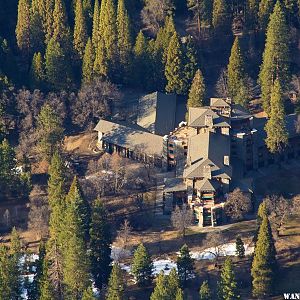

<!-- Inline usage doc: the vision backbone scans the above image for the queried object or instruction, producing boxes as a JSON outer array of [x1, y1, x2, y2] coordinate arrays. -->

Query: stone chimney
[[205, 114, 213, 128], [224, 155, 230, 166], [203, 165, 212, 179]]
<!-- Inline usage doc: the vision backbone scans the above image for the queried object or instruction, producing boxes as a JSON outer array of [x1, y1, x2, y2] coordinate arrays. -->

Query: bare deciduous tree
[[264, 195, 292, 237], [203, 231, 228, 265], [171, 204, 194, 237], [71, 79, 121, 130], [225, 188, 252, 221], [141, 0, 174, 35], [117, 219, 132, 250]]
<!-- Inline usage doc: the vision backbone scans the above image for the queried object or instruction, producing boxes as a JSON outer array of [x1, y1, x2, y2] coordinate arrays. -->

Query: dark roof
[[164, 177, 186, 193], [195, 178, 221, 192], [137, 92, 177, 136], [188, 107, 230, 128], [254, 113, 299, 147], [210, 98, 231, 108], [184, 131, 232, 179], [94, 119, 163, 156], [231, 104, 252, 120]]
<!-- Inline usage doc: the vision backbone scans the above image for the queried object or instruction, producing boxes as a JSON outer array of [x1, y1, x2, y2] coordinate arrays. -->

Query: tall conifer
[[52, 0, 70, 43], [259, 0, 290, 114], [165, 32, 185, 94], [187, 69, 206, 109], [177, 244, 195, 286], [92, 0, 100, 46], [251, 214, 277, 297], [16, 0, 31, 55], [74, 0, 88, 59], [106, 263, 125, 300], [258, 0, 276, 29], [90, 198, 112, 289], [199, 280, 212, 300], [265, 78, 288, 153], [212, 0, 229, 30], [82, 38, 95, 85], [30, 52, 46, 90]]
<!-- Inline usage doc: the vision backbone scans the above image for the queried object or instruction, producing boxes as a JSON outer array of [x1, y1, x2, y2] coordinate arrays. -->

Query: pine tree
[[0, 245, 13, 299], [82, 286, 97, 300], [235, 236, 245, 258], [15, 0, 31, 55], [117, 0, 132, 81], [106, 263, 125, 300], [83, 0, 93, 33], [265, 78, 288, 153], [39, 259, 54, 300], [93, 39, 108, 79], [63, 183, 91, 299], [251, 214, 277, 298], [44, 0, 55, 44], [74, 0, 88, 59], [52, 0, 70, 43], [133, 31, 149, 88], [90, 198, 112, 289], [218, 257, 240, 300], [151, 268, 181, 300], [92, 0, 100, 46], [212, 0, 229, 30], [187, 69, 205, 109], [45, 37, 72, 90], [102, 0, 117, 73], [199, 280, 212, 300], [258, 0, 276, 29], [10, 227, 23, 299], [175, 289, 184, 300], [162, 16, 176, 63], [177, 244, 195, 286], [259, 0, 290, 114], [30, 52, 46, 89], [165, 32, 185, 94], [227, 37, 248, 106], [183, 36, 198, 94], [36, 103, 64, 160], [65, 176, 91, 242], [82, 38, 95, 85], [132, 243, 153, 286], [30, 2, 45, 53]]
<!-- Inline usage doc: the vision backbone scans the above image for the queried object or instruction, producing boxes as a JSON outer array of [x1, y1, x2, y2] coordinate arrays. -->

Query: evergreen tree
[[90, 198, 112, 289], [227, 37, 248, 106], [117, 0, 132, 81], [106, 263, 125, 300], [187, 69, 205, 110], [133, 31, 149, 88], [52, 0, 70, 43], [218, 257, 240, 300], [65, 176, 91, 242], [93, 39, 108, 79], [39, 259, 54, 300], [10, 227, 23, 300], [162, 16, 176, 63], [92, 0, 100, 46], [175, 289, 184, 300], [83, 0, 93, 33], [259, 0, 290, 114], [131, 243, 153, 286], [44, 0, 55, 44], [212, 0, 229, 30], [183, 36, 198, 94], [30, 3, 45, 53], [258, 0, 276, 29], [45, 37, 72, 90], [82, 38, 95, 85], [151, 268, 180, 300], [165, 32, 185, 94], [82, 286, 97, 300], [16, 0, 31, 56], [32, 241, 46, 299], [102, 0, 118, 74], [30, 52, 46, 89], [265, 78, 288, 153], [63, 181, 91, 299], [36, 103, 64, 160], [199, 280, 212, 300], [247, 0, 259, 29], [235, 236, 245, 258], [74, 0, 88, 59], [0, 245, 13, 299], [177, 244, 195, 286], [251, 214, 277, 298]]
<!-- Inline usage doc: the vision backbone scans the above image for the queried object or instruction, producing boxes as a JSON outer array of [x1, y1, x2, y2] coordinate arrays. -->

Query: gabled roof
[[195, 178, 221, 192], [231, 104, 252, 120], [210, 98, 231, 108], [137, 92, 177, 136], [94, 119, 163, 156], [188, 107, 230, 128]]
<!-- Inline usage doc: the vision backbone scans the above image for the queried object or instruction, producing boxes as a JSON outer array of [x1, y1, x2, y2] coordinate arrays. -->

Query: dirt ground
[[64, 131, 98, 155]]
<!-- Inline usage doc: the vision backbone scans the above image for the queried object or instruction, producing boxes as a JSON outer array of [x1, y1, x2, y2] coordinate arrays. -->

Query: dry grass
[[64, 131, 98, 155]]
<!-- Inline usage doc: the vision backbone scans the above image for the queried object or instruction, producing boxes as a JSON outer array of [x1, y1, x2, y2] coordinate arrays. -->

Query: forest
[[0, 0, 300, 299]]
